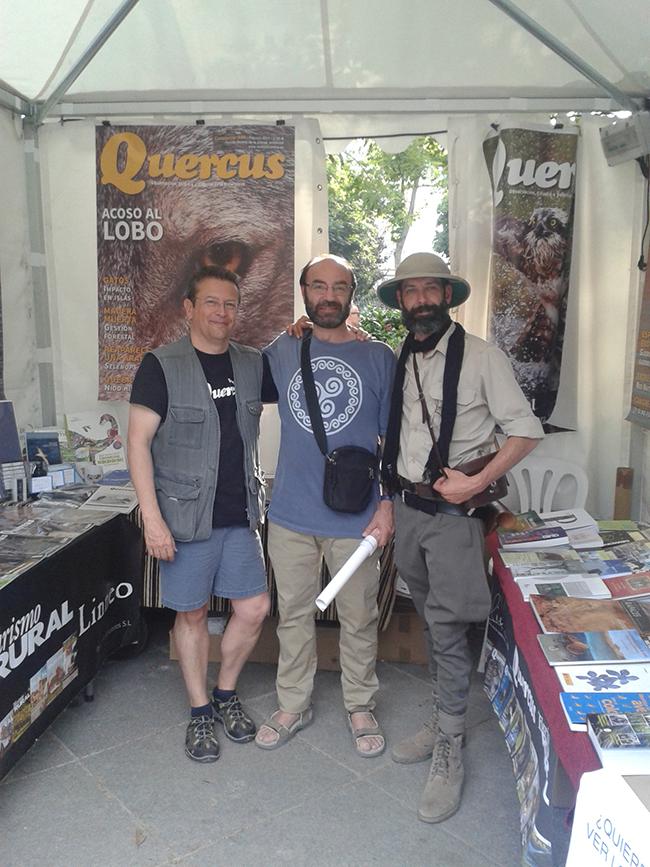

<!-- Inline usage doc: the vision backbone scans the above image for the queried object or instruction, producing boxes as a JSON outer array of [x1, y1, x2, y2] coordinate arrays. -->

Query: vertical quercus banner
[[96, 125, 295, 401], [0, 273, 5, 400], [628, 264, 650, 428], [484, 126, 578, 425]]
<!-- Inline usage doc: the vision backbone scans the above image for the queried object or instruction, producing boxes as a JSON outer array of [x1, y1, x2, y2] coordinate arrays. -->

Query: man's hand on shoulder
[[347, 324, 371, 342], [362, 498, 394, 547], [142, 514, 177, 561], [283, 316, 371, 342], [285, 314, 312, 338]]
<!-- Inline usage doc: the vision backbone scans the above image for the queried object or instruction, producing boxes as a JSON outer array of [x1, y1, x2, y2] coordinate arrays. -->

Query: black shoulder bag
[[300, 335, 379, 513]]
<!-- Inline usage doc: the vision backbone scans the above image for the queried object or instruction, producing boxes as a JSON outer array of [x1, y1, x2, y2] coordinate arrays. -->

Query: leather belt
[[395, 476, 468, 517]]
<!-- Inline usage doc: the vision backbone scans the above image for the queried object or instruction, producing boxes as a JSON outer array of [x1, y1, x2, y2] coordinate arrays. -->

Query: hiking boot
[[418, 731, 464, 823], [212, 693, 256, 743], [391, 713, 439, 764], [185, 714, 220, 763]]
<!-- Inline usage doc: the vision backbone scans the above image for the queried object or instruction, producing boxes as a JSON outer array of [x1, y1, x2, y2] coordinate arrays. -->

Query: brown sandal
[[347, 710, 386, 758], [254, 707, 314, 750]]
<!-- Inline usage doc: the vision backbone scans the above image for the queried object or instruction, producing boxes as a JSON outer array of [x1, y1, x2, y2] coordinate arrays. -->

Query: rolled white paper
[[315, 535, 379, 612]]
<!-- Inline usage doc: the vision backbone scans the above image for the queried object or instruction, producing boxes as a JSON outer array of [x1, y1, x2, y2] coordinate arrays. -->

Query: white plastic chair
[[505, 456, 588, 513]]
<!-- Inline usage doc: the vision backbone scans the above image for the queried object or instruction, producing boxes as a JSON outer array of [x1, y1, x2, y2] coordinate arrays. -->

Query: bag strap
[[437, 323, 465, 465], [412, 354, 446, 478], [412, 323, 465, 480], [300, 334, 329, 456]]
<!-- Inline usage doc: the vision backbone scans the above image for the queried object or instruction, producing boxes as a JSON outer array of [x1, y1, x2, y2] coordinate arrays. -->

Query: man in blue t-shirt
[[255, 254, 396, 757]]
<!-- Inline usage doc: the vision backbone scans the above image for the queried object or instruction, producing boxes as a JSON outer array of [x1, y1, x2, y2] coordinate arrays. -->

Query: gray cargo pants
[[393, 496, 491, 736]]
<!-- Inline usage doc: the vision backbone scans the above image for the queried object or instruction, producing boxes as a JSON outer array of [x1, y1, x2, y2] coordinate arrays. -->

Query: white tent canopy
[[0, 0, 649, 520], [1, 0, 649, 121]]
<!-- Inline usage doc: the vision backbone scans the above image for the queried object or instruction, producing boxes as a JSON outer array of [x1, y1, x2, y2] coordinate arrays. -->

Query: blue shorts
[[160, 526, 267, 612]]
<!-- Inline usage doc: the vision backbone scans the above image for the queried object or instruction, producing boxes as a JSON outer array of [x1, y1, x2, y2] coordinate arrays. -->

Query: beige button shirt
[[397, 323, 544, 482]]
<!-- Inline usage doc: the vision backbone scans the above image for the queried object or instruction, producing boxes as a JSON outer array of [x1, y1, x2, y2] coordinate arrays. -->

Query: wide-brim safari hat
[[376, 252, 471, 309]]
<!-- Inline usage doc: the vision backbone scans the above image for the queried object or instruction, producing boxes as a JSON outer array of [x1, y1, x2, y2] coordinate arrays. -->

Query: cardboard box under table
[[170, 607, 427, 670]]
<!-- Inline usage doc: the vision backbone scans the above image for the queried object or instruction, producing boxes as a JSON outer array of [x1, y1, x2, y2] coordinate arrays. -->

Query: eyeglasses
[[197, 297, 238, 311], [304, 281, 352, 297]]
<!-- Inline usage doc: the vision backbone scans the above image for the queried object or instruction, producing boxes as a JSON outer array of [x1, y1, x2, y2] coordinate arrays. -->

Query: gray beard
[[401, 303, 450, 336], [305, 298, 350, 329]]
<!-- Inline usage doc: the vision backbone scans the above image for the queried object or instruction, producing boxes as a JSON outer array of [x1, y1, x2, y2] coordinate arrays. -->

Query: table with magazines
[[0, 500, 143, 779], [483, 535, 600, 867]]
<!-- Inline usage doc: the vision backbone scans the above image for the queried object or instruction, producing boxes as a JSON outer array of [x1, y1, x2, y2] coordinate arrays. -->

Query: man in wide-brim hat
[[378, 252, 544, 824]]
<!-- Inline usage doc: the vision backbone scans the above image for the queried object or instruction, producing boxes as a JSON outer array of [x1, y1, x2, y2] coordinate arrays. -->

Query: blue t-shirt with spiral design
[[263, 333, 395, 538]]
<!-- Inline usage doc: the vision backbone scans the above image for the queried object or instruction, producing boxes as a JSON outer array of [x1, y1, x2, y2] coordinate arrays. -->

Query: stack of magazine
[[586, 708, 650, 773], [79, 485, 138, 514], [0, 498, 118, 589], [531, 592, 650, 735], [498, 510, 650, 601], [497, 510, 650, 746]]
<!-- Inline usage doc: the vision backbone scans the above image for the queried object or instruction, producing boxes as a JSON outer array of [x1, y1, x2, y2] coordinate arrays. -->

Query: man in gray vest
[[128, 265, 270, 763], [377, 253, 544, 822]]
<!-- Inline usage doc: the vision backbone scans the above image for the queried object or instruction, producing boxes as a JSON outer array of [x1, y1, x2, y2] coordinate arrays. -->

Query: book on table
[[498, 525, 569, 551], [539, 508, 598, 532], [538, 630, 650, 667], [587, 710, 650, 774], [599, 528, 650, 547], [595, 541, 650, 572], [556, 661, 650, 693], [560, 691, 650, 732], [604, 572, 650, 600], [508, 561, 601, 580], [24, 430, 62, 465], [516, 575, 611, 602], [495, 510, 544, 535], [565, 527, 604, 550], [500, 550, 624, 584], [528, 594, 650, 636], [500, 549, 581, 568], [80, 485, 138, 514], [597, 520, 640, 532], [0, 533, 64, 560], [65, 410, 127, 471], [580, 560, 636, 579]]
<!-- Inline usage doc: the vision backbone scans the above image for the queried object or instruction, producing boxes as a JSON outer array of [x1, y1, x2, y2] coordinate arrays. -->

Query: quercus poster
[[96, 125, 295, 400]]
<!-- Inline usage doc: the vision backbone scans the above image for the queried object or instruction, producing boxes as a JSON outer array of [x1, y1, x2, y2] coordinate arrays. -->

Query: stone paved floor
[[0, 613, 523, 866]]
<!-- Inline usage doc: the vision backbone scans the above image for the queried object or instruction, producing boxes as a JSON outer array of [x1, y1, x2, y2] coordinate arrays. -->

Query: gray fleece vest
[[150, 335, 264, 542]]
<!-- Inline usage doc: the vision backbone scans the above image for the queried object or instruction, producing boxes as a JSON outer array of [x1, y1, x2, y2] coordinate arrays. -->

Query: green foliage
[[360, 136, 447, 247], [359, 305, 406, 351], [327, 155, 387, 303], [327, 135, 448, 304], [433, 190, 449, 258]]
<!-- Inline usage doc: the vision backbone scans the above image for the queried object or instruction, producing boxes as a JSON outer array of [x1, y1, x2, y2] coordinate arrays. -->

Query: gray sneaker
[[212, 693, 256, 743], [185, 714, 220, 763], [417, 731, 464, 823], [391, 715, 438, 764]]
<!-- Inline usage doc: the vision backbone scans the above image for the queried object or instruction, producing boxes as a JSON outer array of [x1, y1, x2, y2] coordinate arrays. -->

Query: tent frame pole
[[0, 86, 30, 117], [487, 0, 640, 114], [34, 0, 141, 125], [22, 122, 57, 425]]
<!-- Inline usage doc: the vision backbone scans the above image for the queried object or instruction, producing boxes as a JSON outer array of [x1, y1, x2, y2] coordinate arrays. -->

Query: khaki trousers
[[268, 521, 381, 714]]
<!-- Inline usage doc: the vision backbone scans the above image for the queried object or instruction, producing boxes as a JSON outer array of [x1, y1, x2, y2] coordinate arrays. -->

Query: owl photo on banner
[[484, 126, 578, 425], [494, 206, 570, 363]]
